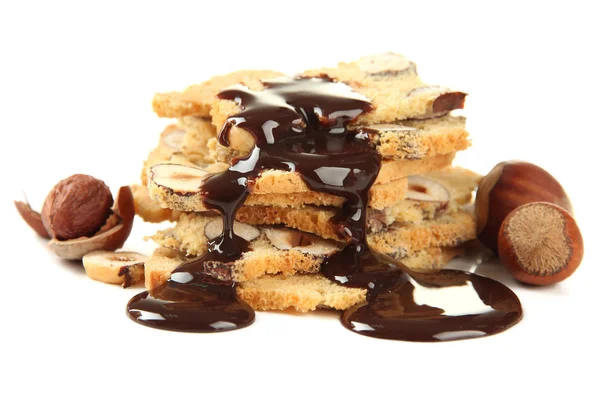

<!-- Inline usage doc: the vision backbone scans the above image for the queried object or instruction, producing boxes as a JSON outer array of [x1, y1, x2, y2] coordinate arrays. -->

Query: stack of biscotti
[[132, 53, 481, 313]]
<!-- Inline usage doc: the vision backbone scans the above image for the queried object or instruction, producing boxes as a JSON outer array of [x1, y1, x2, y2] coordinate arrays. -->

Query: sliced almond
[[263, 227, 338, 256], [14, 198, 50, 238], [83, 250, 148, 287], [47, 186, 135, 260], [160, 128, 185, 150], [406, 176, 450, 203], [357, 53, 415, 76], [149, 163, 208, 195], [204, 219, 260, 242]]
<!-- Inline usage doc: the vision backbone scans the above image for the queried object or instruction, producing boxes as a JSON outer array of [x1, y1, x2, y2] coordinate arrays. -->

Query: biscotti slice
[[235, 168, 480, 238], [301, 53, 466, 125], [150, 208, 475, 262], [152, 69, 285, 118], [145, 245, 463, 311], [209, 54, 465, 145], [147, 152, 454, 211], [204, 115, 469, 163]]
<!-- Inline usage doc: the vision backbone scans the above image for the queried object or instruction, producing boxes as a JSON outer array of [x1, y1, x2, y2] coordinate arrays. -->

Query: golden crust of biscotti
[[144, 245, 464, 312], [152, 70, 285, 118], [147, 153, 453, 213]]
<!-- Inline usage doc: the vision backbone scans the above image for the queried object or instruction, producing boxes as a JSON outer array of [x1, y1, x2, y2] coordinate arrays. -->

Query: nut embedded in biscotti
[[82, 250, 148, 288], [160, 128, 185, 150], [204, 219, 260, 242], [47, 186, 135, 260], [497, 202, 583, 285], [406, 175, 450, 204], [406, 86, 467, 118], [475, 161, 573, 253], [357, 53, 416, 76], [149, 163, 209, 195], [41, 174, 113, 240], [263, 227, 338, 256]]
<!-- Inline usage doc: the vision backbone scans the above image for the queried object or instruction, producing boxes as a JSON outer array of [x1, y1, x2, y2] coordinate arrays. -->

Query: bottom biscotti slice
[[144, 246, 462, 312]]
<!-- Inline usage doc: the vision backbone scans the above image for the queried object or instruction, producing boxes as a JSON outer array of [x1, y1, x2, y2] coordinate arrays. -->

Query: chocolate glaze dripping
[[127, 76, 523, 341]]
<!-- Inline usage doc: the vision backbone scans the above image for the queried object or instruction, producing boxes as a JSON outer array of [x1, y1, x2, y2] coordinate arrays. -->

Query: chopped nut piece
[[83, 250, 148, 287]]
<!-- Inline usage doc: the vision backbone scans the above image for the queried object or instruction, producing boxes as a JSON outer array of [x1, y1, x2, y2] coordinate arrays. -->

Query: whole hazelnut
[[41, 174, 114, 240], [498, 202, 583, 285], [475, 161, 572, 253]]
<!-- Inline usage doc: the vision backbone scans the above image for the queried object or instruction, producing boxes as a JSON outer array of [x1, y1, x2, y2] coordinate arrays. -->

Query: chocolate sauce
[[126, 256, 254, 333], [341, 268, 522, 342], [127, 76, 523, 341]]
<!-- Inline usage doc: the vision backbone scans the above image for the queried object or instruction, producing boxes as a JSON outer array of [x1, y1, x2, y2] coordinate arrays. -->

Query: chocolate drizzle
[[127, 76, 523, 341]]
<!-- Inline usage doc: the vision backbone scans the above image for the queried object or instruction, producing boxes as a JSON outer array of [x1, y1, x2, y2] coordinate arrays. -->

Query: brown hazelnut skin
[[475, 161, 572, 254], [41, 174, 114, 241], [497, 202, 583, 285]]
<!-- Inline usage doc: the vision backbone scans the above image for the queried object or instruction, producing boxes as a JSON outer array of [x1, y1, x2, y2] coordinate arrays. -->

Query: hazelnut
[[475, 161, 572, 253], [498, 202, 583, 285], [41, 174, 113, 240], [16, 177, 135, 260]]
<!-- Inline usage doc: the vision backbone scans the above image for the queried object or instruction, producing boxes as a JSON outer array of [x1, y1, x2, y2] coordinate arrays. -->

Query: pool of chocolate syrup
[[127, 76, 523, 341]]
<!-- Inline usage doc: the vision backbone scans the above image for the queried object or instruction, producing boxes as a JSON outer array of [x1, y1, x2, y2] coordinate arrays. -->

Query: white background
[[1, 1, 598, 399]]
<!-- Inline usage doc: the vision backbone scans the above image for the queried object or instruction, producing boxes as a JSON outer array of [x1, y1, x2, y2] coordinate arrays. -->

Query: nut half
[[263, 227, 339, 256], [83, 250, 148, 287], [149, 163, 209, 195]]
